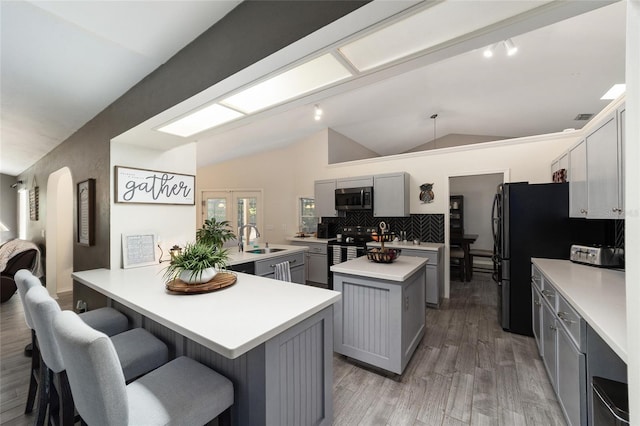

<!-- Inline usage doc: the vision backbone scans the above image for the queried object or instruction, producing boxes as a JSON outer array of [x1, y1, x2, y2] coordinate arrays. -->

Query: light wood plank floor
[[0, 275, 565, 425]]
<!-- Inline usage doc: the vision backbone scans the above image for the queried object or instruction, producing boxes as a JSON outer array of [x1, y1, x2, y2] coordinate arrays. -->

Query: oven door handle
[[360, 189, 364, 207]]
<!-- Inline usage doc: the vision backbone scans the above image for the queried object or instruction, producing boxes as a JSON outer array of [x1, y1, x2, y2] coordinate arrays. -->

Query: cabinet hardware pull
[[541, 290, 553, 297], [534, 301, 541, 306], [270, 259, 297, 268], [549, 325, 557, 331], [557, 311, 575, 324]]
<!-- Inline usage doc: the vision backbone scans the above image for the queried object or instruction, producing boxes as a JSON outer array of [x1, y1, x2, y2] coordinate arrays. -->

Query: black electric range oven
[[327, 226, 376, 290]]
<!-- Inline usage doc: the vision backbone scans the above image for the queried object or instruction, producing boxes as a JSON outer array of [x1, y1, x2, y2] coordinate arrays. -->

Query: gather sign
[[114, 166, 195, 205]]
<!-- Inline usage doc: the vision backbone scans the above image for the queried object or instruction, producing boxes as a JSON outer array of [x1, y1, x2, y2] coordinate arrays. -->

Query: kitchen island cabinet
[[73, 265, 341, 426], [330, 256, 426, 375]]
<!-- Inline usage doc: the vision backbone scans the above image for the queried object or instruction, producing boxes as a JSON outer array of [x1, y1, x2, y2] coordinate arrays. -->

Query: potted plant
[[196, 218, 236, 250], [163, 242, 229, 284]]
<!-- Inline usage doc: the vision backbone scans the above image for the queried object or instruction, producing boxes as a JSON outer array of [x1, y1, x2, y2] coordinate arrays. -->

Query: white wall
[[45, 167, 74, 296], [625, 0, 639, 420], [110, 142, 197, 268], [450, 173, 503, 255]]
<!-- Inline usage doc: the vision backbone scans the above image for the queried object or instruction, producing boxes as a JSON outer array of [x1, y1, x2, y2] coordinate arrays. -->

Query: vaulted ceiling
[[1, 1, 626, 176]]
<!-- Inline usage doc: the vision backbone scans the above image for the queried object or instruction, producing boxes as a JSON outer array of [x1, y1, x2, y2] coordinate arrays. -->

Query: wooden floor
[[0, 275, 565, 425]]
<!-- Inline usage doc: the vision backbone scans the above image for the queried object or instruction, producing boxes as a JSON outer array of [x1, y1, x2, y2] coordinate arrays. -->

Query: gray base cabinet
[[255, 252, 305, 284], [533, 264, 587, 426], [333, 268, 425, 375], [289, 241, 328, 286], [399, 247, 444, 307]]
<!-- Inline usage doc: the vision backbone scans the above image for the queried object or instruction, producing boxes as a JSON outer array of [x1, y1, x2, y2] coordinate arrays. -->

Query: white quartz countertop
[[532, 258, 626, 362], [286, 237, 333, 244], [226, 244, 307, 265], [72, 264, 340, 359], [330, 256, 427, 282], [367, 241, 444, 252]]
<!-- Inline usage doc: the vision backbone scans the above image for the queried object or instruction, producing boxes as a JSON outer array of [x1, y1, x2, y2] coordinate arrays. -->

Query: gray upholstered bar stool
[[25, 285, 170, 426], [14, 270, 129, 417], [54, 310, 234, 426]]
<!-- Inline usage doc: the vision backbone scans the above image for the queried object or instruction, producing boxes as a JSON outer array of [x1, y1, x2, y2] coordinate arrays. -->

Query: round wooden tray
[[166, 271, 237, 294]]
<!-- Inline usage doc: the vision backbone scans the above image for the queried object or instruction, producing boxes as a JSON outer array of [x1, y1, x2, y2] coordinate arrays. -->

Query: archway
[[46, 167, 73, 297]]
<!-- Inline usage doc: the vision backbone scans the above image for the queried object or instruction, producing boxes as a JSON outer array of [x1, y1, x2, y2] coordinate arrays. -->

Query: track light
[[505, 38, 518, 56], [314, 104, 323, 121], [483, 43, 497, 58], [483, 39, 518, 58]]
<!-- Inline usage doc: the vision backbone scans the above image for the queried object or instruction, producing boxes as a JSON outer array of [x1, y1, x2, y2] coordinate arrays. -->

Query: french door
[[201, 190, 263, 245]]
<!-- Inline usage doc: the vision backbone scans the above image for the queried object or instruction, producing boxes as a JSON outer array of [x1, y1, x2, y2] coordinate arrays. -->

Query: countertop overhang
[[73, 253, 340, 359], [532, 258, 626, 362], [366, 241, 444, 252], [330, 256, 427, 282]]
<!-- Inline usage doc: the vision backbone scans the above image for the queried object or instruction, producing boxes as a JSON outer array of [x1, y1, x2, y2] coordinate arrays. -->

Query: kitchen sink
[[246, 248, 285, 254]]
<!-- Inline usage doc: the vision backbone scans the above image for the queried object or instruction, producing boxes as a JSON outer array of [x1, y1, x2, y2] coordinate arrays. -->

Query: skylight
[[157, 104, 244, 137]]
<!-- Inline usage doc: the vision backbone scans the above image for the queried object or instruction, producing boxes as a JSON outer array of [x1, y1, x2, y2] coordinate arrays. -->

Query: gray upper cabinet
[[373, 172, 410, 217], [562, 102, 625, 219], [568, 140, 587, 218], [336, 175, 373, 189], [314, 179, 337, 218], [586, 112, 623, 219]]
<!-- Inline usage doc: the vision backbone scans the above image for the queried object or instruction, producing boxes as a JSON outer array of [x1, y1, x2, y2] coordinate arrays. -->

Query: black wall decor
[[322, 212, 445, 243]]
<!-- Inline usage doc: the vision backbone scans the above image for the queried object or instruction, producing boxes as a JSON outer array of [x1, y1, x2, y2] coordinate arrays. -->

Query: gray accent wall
[[16, 1, 368, 273]]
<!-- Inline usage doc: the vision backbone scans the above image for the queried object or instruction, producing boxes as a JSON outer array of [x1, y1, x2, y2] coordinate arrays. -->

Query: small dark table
[[450, 233, 478, 281]]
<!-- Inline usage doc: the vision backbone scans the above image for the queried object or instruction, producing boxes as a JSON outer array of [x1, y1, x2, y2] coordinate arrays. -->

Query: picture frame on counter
[[114, 166, 195, 205], [122, 233, 158, 268], [77, 178, 95, 246]]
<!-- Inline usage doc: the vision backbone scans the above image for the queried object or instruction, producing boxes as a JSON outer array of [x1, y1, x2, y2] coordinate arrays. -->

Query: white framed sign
[[122, 233, 158, 268], [115, 166, 195, 205]]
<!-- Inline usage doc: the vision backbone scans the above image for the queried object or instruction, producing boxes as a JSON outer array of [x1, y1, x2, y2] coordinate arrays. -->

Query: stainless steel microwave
[[335, 187, 373, 211]]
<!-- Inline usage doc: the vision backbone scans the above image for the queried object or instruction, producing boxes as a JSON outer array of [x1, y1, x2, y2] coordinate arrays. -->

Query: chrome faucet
[[238, 224, 261, 252]]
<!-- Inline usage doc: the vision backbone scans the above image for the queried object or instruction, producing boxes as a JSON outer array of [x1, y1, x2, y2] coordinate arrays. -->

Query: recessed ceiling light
[[220, 54, 351, 114], [600, 84, 626, 100], [157, 104, 244, 137]]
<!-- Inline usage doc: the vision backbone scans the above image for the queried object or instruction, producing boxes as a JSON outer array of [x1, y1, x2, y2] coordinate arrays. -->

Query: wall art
[[115, 166, 195, 205]]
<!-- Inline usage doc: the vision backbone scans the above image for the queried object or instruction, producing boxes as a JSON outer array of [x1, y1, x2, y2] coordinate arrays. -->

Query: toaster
[[570, 244, 624, 267]]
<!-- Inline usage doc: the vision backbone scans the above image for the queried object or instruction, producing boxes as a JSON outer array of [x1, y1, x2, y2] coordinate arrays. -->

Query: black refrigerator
[[491, 182, 614, 336]]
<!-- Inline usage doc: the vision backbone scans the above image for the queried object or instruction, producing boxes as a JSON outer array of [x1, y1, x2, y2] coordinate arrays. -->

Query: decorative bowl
[[366, 248, 401, 263], [178, 267, 218, 284]]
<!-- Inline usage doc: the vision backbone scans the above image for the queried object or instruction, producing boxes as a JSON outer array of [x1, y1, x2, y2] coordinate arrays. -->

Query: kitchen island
[[73, 261, 341, 426], [330, 256, 427, 375]]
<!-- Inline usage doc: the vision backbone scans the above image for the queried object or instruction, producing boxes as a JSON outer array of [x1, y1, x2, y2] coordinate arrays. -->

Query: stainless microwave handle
[[361, 189, 364, 207]]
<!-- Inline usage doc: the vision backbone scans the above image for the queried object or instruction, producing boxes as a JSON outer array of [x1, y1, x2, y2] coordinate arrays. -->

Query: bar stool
[[14, 270, 130, 417], [54, 310, 234, 426], [25, 285, 169, 426]]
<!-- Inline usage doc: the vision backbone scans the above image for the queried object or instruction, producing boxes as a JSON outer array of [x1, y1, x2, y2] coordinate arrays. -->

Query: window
[[299, 197, 318, 234], [18, 189, 28, 239], [202, 190, 262, 245]]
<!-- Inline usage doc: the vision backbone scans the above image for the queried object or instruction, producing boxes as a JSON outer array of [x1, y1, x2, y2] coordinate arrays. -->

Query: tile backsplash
[[321, 212, 445, 243]]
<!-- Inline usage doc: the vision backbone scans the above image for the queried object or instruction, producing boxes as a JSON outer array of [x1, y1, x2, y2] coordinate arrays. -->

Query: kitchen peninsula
[[72, 244, 340, 426], [331, 256, 426, 375]]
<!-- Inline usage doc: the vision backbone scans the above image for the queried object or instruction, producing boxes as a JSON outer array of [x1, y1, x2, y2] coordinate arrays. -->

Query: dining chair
[[53, 310, 234, 425], [25, 285, 169, 426]]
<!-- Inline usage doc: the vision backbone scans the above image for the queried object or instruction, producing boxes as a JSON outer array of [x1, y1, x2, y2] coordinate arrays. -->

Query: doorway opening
[[46, 167, 73, 297], [447, 172, 505, 294]]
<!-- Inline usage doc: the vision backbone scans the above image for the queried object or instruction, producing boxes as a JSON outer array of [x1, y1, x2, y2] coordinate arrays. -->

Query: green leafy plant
[[196, 218, 236, 249], [163, 242, 229, 283]]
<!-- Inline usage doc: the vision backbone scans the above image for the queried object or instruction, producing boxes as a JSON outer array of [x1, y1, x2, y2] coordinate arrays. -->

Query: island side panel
[[108, 298, 333, 426], [333, 269, 426, 375], [265, 306, 334, 426]]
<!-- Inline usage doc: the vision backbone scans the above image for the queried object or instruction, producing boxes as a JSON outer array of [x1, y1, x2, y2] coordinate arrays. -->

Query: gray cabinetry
[[567, 103, 625, 219], [333, 267, 425, 375], [373, 172, 410, 217], [400, 247, 443, 307], [569, 139, 588, 218], [557, 326, 586, 426], [532, 286, 542, 356], [255, 251, 305, 284], [314, 179, 337, 218], [336, 175, 373, 189], [289, 241, 328, 286], [534, 263, 588, 426], [542, 298, 558, 391], [586, 112, 623, 218]]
